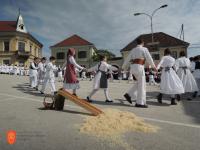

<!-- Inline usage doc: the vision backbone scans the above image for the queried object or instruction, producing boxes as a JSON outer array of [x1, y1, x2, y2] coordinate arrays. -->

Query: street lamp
[[134, 4, 168, 43]]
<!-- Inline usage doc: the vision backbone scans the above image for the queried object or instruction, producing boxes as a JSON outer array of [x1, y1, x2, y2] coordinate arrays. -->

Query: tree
[[92, 49, 116, 61]]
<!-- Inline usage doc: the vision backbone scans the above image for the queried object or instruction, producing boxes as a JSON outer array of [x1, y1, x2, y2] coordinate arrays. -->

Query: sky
[[1, 0, 200, 57]]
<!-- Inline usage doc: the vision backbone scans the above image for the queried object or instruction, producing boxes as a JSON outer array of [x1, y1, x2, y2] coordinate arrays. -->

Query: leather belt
[[131, 59, 145, 65]]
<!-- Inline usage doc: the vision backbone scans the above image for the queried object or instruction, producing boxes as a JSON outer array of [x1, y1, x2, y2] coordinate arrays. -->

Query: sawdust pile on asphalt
[[80, 108, 159, 150]]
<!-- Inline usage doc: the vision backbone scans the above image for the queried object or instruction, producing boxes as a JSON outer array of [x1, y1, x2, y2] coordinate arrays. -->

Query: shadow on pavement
[[181, 97, 200, 124], [91, 99, 133, 107], [37, 107, 93, 116], [12, 83, 44, 97]]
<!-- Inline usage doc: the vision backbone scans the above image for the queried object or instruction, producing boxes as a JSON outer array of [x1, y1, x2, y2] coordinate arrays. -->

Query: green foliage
[[92, 49, 116, 61]]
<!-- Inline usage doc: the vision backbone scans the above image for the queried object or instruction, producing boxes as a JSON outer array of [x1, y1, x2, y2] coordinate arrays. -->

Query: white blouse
[[62, 56, 83, 70]]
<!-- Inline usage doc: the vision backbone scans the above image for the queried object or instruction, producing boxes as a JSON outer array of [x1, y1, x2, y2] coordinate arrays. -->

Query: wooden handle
[[58, 89, 103, 116]]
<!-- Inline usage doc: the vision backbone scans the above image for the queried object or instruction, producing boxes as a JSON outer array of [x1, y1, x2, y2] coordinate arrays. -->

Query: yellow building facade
[[0, 13, 42, 67]]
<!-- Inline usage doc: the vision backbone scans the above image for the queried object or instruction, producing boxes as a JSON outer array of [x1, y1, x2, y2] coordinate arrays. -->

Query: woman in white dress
[[192, 56, 200, 97], [175, 51, 198, 100], [157, 48, 184, 105], [86, 55, 118, 102]]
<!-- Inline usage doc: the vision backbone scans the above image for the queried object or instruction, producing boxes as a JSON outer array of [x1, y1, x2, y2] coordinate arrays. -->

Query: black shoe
[[34, 86, 38, 91], [176, 94, 181, 101], [171, 98, 177, 105], [157, 93, 163, 104], [124, 93, 132, 104], [86, 96, 93, 103], [40, 91, 44, 94], [105, 99, 113, 103], [192, 91, 197, 98], [187, 98, 192, 101], [135, 104, 148, 108]]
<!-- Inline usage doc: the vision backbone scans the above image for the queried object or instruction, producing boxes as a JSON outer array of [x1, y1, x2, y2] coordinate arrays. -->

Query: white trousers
[[127, 64, 146, 105], [30, 75, 38, 88], [88, 88, 111, 101], [41, 78, 56, 93]]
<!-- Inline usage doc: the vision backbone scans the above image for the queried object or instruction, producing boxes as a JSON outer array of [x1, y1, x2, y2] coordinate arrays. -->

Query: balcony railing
[[0, 51, 15, 55], [17, 51, 31, 57], [17, 51, 31, 56]]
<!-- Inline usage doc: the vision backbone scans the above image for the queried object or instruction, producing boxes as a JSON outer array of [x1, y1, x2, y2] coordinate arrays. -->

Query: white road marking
[[0, 92, 200, 129], [142, 117, 200, 129]]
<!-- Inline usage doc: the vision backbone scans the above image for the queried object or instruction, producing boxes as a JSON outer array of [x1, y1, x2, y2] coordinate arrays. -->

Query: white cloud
[[2, 0, 200, 56]]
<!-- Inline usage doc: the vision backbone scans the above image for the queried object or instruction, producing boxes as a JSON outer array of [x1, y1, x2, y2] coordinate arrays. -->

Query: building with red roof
[[51, 34, 97, 67], [121, 32, 190, 65], [0, 11, 43, 66]]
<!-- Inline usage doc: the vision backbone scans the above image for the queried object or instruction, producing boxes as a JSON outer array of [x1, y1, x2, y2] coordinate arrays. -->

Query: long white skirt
[[177, 69, 199, 92], [160, 69, 184, 95]]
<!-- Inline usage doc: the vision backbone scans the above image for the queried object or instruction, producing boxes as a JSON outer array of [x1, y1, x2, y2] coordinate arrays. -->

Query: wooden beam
[[58, 89, 103, 116]]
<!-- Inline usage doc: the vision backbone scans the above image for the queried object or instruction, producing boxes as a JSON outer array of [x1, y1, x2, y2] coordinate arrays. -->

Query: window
[[35, 48, 37, 56], [172, 51, 177, 59], [56, 52, 65, 59], [18, 42, 25, 52], [152, 54, 160, 60], [3, 59, 10, 65], [4, 41, 9, 52], [78, 51, 87, 59], [30, 45, 32, 52]]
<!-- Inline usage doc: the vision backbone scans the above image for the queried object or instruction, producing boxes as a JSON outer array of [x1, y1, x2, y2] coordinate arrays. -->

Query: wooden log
[[58, 89, 103, 116]]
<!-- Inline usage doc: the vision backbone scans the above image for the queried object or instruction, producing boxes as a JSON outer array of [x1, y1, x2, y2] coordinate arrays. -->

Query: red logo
[[7, 130, 16, 145]]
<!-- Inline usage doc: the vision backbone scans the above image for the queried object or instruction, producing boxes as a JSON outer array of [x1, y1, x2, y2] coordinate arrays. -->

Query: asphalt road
[[0, 74, 200, 150]]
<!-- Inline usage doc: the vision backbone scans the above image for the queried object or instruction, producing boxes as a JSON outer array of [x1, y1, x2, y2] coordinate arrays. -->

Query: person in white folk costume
[[122, 38, 156, 108], [157, 48, 184, 105], [148, 68, 157, 86], [29, 57, 40, 89], [86, 55, 118, 103], [190, 57, 195, 73], [13, 65, 18, 75], [62, 48, 85, 96], [16, 65, 20, 75], [192, 56, 200, 97], [127, 71, 134, 83], [57, 66, 63, 82], [175, 51, 198, 100], [81, 70, 87, 80], [40, 56, 57, 95], [37, 57, 47, 89]]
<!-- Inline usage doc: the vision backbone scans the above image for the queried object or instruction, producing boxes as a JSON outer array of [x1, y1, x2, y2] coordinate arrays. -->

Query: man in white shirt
[[37, 57, 47, 89], [29, 57, 40, 89], [122, 38, 156, 108], [40, 56, 57, 95]]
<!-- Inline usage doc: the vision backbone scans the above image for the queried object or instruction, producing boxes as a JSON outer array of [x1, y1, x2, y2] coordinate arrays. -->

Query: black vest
[[195, 61, 200, 69], [30, 62, 38, 70]]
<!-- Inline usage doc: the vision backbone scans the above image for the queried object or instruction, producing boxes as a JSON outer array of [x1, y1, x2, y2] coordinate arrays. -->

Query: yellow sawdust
[[80, 108, 159, 150]]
